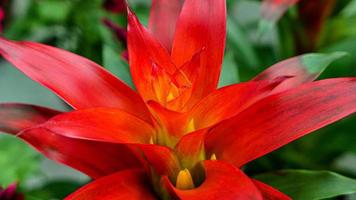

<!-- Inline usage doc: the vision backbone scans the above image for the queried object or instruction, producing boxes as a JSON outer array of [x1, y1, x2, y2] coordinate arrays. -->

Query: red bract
[[0, 0, 355, 199]]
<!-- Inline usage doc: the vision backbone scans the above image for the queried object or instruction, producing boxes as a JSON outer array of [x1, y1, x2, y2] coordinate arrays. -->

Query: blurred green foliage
[[0, 0, 355, 199], [0, 135, 39, 187], [255, 169, 356, 200]]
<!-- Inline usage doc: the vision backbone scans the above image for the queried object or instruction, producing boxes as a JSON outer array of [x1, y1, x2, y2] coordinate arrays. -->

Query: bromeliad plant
[[0, 0, 355, 199]]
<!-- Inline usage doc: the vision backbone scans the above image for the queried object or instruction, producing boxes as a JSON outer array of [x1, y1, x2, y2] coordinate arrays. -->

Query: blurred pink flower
[[0, 183, 24, 200], [103, 0, 126, 14]]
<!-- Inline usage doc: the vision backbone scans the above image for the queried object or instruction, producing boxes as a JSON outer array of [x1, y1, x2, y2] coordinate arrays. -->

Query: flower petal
[[7, 107, 155, 179], [174, 129, 207, 170], [164, 160, 263, 200], [0, 37, 150, 122], [190, 78, 286, 130], [137, 144, 181, 180], [18, 127, 143, 178], [206, 78, 356, 167], [171, 0, 226, 99], [38, 108, 155, 144], [127, 9, 177, 102], [253, 52, 346, 93], [252, 180, 291, 200], [0, 103, 60, 134], [15, 107, 180, 180], [147, 100, 188, 140], [149, 0, 184, 51], [65, 169, 156, 200]]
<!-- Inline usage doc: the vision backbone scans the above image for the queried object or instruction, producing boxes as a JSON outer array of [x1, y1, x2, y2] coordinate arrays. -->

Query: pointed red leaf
[[149, 0, 184, 51], [65, 169, 156, 200], [190, 78, 286, 130], [171, 0, 226, 100], [253, 52, 346, 93], [18, 127, 143, 178], [127, 10, 177, 102], [14, 107, 179, 180], [164, 160, 263, 200], [0, 103, 61, 134], [39, 108, 155, 144], [0, 37, 150, 122], [206, 78, 356, 167], [253, 180, 291, 200], [10, 107, 156, 178]]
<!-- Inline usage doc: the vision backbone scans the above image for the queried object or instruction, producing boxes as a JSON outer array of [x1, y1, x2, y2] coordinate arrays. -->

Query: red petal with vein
[[174, 129, 207, 170], [65, 169, 156, 200], [190, 79, 286, 130], [149, 0, 184, 51], [127, 10, 177, 101], [0, 103, 60, 134], [253, 54, 328, 93], [261, 0, 300, 22], [171, 0, 226, 99], [206, 78, 356, 167], [0, 37, 150, 122], [18, 127, 142, 178], [253, 180, 291, 200], [40, 108, 154, 144], [18, 107, 179, 180], [164, 160, 262, 200]]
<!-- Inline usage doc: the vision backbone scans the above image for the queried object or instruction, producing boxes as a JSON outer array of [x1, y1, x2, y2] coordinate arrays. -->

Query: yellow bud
[[149, 136, 154, 144], [210, 153, 217, 161], [176, 168, 195, 190]]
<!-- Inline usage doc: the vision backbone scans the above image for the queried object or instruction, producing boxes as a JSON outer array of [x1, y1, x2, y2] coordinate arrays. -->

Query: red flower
[[0, 0, 355, 199], [0, 183, 24, 200]]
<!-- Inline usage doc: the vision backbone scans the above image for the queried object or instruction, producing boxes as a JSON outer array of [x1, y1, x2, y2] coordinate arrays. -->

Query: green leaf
[[219, 52, 239, 87], [0, 135, 40, 186], [341, 0, 356, 17], [0, 62, 68, 110], [227, 16, 260, 69], [102, 45, 134, 88], [37, 1, 71, 22], [255, 170, 356, 200], [300, 52, 348, 74], [25, 180, 83, 200]]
